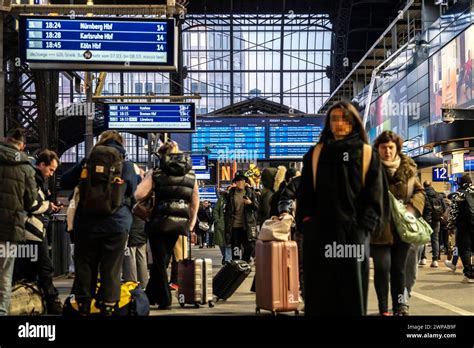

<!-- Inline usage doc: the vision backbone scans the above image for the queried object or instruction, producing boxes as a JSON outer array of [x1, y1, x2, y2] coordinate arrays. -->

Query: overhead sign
[[198, 186, 218, 203], [191, 155, 208, 170], [19, 16, 177, 71], [191, 117, 324, 160], [106, 103, 195, 132]]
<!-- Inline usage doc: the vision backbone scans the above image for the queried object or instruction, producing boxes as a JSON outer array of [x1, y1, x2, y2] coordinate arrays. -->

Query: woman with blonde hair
[[135, 140, 199, 309]]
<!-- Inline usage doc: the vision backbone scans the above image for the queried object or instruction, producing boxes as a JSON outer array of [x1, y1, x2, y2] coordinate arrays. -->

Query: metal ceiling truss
[[331, 0, 353, 91]]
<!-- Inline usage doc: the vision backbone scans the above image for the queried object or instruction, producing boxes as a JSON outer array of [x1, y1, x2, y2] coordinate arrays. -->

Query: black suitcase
[[213, 260, 251, 301]]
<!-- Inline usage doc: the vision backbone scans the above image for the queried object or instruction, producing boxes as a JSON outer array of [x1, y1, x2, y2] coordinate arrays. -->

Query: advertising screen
[[430, 25, 474, 123]]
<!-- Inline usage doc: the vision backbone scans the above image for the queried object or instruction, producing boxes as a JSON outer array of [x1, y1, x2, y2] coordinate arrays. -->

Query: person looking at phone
[[13, 149, 64, 314], [224, 171, 259, 262]]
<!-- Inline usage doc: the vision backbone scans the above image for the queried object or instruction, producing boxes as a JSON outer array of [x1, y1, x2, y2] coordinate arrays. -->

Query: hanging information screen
[[106, 103, 195, 132], [19, 16, 177, 71], [191, 116, 324, 160], [191, 155, 208, 170], [268, 118, 323, 159], [191, 118, 267, 161]]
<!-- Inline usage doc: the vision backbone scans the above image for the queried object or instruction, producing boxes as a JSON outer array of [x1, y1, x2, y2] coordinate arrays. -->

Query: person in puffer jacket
[[135, 141, 199, 309]]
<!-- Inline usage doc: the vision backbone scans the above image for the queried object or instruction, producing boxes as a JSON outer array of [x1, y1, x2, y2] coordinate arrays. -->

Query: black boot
[[46, 297, 63, 315]]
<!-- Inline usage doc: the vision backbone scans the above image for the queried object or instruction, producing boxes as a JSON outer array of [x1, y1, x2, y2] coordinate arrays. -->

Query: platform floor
[[53, 246, 474, 316]]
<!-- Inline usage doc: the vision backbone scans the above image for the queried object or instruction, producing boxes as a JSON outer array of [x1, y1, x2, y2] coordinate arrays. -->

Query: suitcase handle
[[287, 266, 291, 291]]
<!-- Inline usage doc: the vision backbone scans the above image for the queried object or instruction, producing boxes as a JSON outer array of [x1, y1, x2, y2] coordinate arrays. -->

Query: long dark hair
[[319, 101, 368, 144]]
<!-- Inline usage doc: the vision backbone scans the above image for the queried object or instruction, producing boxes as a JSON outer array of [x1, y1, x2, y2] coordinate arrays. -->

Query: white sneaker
[[461, 276, 474, 283], [430, 260, 439, 268], [419, 258, 427, 266], [444, 260, 456, 272]]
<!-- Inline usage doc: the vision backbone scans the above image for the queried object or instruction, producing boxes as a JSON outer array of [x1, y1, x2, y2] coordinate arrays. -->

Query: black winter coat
[[297, 133, 388, 316], [0, 143, 37, 242], [224, 187, 259, 243]]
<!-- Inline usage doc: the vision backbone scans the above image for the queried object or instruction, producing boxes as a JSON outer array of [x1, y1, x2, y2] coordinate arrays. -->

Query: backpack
[[63, 282, 150, 316], [431, 194, 445, 221], [460, 190, 474, 226], [79, 145, 126, 216]]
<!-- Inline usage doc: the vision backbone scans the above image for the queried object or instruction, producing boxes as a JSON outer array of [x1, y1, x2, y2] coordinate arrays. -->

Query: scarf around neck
[[382, 154, 401, 176]]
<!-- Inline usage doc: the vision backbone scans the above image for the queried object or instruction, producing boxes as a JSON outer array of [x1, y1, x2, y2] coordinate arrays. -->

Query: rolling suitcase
[[177, 236, 214, 308], [255, 240, 300, 315], [213, 260, 251, 301]]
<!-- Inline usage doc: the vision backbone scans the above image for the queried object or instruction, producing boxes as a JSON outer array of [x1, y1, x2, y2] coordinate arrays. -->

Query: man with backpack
[[61, 130, 137, 315], [447, 174, 474, 283], [423, 181, 446, 268]]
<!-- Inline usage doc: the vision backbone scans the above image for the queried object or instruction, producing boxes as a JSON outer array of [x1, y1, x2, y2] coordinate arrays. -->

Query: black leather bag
[[132, 191, 155, 222]]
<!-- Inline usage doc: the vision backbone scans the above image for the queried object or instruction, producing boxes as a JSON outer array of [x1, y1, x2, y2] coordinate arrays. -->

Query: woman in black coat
[[297, 101, 389, 316]]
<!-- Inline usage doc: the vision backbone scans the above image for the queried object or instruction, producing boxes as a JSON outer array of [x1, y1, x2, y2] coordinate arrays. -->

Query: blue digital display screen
[[268, 118, 323, 159], [465, 155, 474, 171], [19, 16, 176, 70], [195, 169, 211, 180], [191, 117, 324, 160], [191, 155, 208, 170], [198, 186, 218, 203], [105, 103, 195, 132]]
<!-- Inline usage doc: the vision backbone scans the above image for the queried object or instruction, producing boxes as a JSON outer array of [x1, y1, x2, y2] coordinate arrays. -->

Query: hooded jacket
[[0, 142, 38, 242], [257, 167, 277, 225]]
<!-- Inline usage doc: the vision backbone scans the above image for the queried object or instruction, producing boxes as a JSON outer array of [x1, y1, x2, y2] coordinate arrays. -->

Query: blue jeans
[[0, 242, 16, 315], [219, 245, 232, 263], [430, 221, 441, 260]]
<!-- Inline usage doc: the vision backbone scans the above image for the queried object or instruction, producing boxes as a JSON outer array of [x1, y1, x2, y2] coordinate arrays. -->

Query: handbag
[[198, 221, 210, 231], [258, 215, 294, 241], [389, 191, 433, 245], [66, 186, 80, 233], [132, 190, 155, 222]]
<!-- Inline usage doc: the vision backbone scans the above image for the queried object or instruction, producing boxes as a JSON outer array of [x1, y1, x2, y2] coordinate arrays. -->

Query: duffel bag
[[9, 282, 45, 316]]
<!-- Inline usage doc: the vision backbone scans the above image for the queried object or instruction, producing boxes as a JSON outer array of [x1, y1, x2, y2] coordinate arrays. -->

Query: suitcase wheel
[[295, 310, 300, 316], [194, 303, 200, 309], [271, 311, 277, 316], [179, 303, 185, 308], [208, 301, 214, 308], [255, 308, 260, 315]]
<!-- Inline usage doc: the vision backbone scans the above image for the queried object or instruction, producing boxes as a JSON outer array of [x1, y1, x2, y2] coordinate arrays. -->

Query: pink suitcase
[[255, 240, 300, 315]]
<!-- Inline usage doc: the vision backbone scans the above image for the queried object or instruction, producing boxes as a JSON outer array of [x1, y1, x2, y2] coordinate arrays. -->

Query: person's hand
[[51, 202, 62, 213], [279, 212, 289, 218], [243, 197, 252, 205], [406, 204, 416, 215]]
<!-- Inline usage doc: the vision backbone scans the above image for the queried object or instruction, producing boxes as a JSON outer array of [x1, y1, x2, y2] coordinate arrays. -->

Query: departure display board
[[19, 16, 177, 70], [191, 117, 324, 160], [198, 186, 218, 203], [191, 118, 267, 160], [106, 103, 195, 132], [268, 118, 323, 159], [191, 155, 208, 170]]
